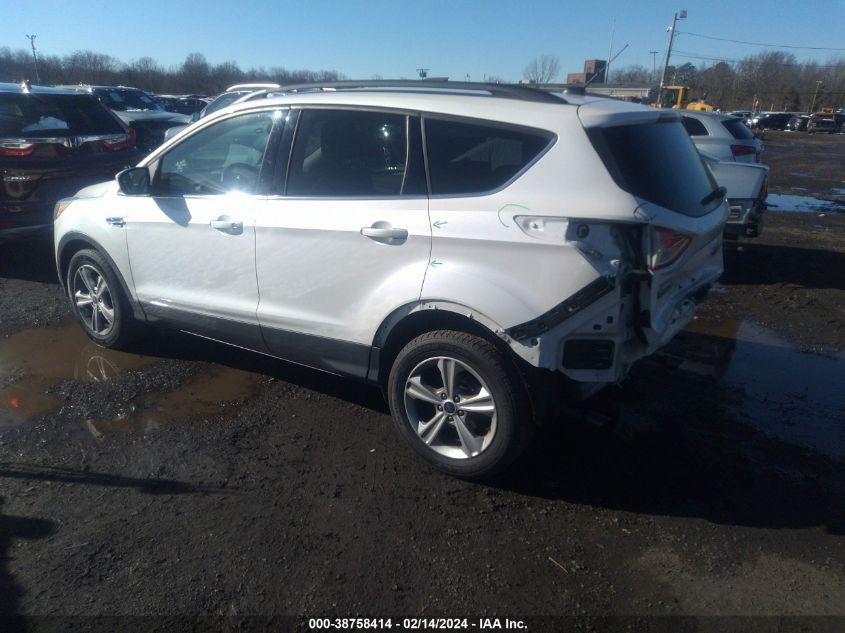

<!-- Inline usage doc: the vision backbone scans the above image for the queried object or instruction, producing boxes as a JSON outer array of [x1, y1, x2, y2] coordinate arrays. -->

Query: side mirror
[[191, 111, 201, 122], [117, 166, 150, 196]]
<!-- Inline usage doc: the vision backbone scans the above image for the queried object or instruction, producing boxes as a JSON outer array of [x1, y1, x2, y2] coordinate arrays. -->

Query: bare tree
[[180, 53, 210, 94], [523, 55, 560, 83], [210, 60, 244, 93], [609, 65, 651, 83], [124, 56, 165, 92], [62, 50, 119, 85]]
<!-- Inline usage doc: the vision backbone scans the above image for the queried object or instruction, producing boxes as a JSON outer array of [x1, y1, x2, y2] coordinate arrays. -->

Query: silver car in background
[[681, 111, 763, 164], [700, 150, 768, 238]]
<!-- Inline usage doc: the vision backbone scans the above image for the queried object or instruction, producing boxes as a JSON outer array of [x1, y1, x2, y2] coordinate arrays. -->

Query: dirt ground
[[0, 132, 844, 631]]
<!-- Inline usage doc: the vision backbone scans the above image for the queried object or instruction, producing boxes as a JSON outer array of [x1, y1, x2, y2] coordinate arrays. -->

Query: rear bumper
[[507, 267, 719, 386], [724, 199, 765, 239]]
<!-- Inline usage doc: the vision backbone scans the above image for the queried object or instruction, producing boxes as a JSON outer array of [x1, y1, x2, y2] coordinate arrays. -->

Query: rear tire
[[66, 249, 136, 349], [387, 330, 534, 479]]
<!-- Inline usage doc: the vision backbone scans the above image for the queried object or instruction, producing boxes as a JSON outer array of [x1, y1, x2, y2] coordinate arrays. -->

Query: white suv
[[53, 81, 728, 478]]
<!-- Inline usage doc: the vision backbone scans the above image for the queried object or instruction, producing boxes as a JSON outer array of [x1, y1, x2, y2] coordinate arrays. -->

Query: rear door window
[[424, 118, 553, 195]]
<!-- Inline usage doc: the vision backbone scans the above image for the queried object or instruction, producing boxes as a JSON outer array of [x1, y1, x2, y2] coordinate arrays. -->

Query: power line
[[677, 31, 845, 52], [673, 50, 844, 69]]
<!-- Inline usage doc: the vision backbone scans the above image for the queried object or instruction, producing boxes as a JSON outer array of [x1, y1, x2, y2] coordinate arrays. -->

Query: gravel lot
[[1, 131, 844, 630]]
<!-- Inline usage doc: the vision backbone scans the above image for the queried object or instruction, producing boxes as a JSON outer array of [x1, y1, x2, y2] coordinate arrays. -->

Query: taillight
[[102, 128, 136, 151], [0, 142, 36, 157], [730, 144, 756, 157], [651, 227, 692, 271]]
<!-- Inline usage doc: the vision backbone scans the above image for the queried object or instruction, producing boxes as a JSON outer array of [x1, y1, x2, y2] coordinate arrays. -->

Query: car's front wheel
[[387, 330, 534, 479], [66, 249, 136, 349]]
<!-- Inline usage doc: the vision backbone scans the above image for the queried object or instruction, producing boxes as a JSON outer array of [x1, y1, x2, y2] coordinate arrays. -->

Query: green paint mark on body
[[432, 220, 448, 229], [430, 260, 443, 268]]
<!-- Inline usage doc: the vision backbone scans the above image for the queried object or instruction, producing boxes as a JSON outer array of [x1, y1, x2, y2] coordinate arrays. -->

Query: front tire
[[387, 330, 534, 479], [66, 249, 136, 349]]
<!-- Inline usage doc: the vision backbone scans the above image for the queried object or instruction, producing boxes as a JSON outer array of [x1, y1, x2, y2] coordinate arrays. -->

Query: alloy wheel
[[72, 264, 115, 337], [403, 356, 497, 459]]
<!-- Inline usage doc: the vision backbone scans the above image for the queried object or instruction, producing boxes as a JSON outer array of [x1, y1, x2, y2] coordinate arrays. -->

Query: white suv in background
[[680, 110, 763, 163], [53, 81, 728, 478]]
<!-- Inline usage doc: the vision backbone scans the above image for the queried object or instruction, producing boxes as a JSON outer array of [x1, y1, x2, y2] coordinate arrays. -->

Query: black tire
[[66, 249, 136, 349], [387, 330, 534, 479]]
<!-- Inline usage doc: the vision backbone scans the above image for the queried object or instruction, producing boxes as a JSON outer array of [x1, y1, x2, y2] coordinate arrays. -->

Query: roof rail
[[253, 80, 568, 104]]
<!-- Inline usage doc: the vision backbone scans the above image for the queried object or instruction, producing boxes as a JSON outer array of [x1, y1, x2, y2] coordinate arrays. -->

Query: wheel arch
[[57, 232, 146, 321], [372, 301, 520, 388]]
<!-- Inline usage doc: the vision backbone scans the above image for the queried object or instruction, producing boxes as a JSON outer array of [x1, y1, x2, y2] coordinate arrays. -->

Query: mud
[[0, 131, 844, 625], [762, 130, 845, 201]]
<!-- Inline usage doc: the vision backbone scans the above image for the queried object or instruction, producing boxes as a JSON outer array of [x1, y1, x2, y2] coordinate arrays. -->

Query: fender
[[56, 231, 147, 321], [371, 299, 539, 375]]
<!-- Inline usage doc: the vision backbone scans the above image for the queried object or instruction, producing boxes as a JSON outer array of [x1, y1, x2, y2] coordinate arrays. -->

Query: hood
[[74, 179, 119, 199]]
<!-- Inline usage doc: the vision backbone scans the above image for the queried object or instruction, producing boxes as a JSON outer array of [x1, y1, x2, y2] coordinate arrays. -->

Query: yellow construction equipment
[[654, 85, 715, 111]]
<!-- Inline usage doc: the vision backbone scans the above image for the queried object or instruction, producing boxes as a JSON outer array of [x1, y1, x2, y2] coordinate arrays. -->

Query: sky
[[4, 0, 845, 82]]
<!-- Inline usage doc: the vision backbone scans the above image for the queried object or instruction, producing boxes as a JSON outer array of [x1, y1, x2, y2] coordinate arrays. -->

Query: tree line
[[525, 50, 845, 112], [0, 48, 343, 95], [4, 44, 845, 112]]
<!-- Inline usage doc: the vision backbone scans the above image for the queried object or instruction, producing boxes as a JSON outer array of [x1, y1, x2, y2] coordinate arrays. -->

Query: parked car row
[[676, 110, 768, 239], [732, 110, 843, 135], [155, 95, 210, 116], [55, 84, 192, 152]]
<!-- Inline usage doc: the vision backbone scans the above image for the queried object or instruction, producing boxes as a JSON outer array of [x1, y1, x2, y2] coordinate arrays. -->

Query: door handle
[[361, 227, 408, 240], [210, 216, 243, 234]]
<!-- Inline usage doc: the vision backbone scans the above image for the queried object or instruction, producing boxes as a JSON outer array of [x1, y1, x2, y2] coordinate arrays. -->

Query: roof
[[263, 80, 569, 104], [202, 80, 664, 135], [0, 82, 85, 95]]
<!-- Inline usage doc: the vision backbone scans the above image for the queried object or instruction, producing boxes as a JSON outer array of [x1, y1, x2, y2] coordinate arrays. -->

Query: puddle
[[0, 320, 266, 436], [85, 364, 263, 437], [0, 321, 157, 431], [767, 193, 845, 214], [661, 320, 845, 460]]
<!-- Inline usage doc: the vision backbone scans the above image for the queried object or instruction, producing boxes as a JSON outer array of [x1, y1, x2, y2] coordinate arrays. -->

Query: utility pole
[[658, 10, 686, 89], [649, 50, 659, 82], [25, 34, 41, 83], [809, 80, 823, 113]]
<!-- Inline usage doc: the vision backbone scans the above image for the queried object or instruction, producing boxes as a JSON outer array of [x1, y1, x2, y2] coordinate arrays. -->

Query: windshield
[[202, 91, 249, 117], [92, 88, 163, 112], [0, 93, 125, 138]]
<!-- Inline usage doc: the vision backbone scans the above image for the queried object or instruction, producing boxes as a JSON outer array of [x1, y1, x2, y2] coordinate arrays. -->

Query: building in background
[[566, 59, 607, 85]]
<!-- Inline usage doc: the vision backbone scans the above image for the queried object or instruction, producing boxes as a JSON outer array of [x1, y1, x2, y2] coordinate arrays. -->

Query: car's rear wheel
[[66, 249, 135, 349], [387, 330, 534, 479]]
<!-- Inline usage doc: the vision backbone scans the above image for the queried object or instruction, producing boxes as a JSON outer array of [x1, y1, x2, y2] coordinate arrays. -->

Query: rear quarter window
[[424, 118, 553, 195], [722, 118, 754, 139], [587, 119, 719, 218], [681, 116, 708, 136]]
